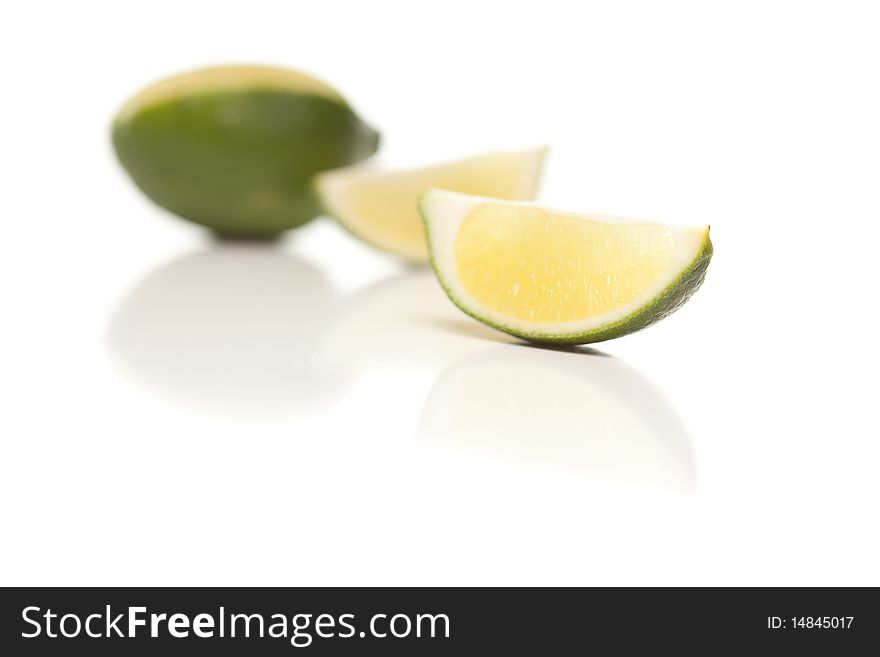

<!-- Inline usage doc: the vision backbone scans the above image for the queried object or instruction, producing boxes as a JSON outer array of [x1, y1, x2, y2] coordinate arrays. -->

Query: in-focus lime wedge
[[420, 190, 712, 344], [316, 148, 545, 262], [113, 65, 380, 238]]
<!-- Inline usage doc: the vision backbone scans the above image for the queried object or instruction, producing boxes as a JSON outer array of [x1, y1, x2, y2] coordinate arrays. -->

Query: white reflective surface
[[2, 0, 879, 586]]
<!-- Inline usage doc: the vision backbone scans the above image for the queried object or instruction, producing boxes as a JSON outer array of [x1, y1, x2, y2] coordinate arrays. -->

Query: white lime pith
[[315, 148, 546, 262], [420, 190, 713, 345]]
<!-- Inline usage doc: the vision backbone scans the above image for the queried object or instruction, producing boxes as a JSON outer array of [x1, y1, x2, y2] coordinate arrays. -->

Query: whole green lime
[[112, 66, 380, 238]]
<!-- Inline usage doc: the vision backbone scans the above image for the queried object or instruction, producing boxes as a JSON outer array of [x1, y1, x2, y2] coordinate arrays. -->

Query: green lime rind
[[421, 201, 713, 345], [113, 87, 379, 238]]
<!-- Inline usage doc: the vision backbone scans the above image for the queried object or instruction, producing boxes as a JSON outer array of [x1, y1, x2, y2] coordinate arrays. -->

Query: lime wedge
[[420, 190, 712, 344], [316, 148, 546, 262]]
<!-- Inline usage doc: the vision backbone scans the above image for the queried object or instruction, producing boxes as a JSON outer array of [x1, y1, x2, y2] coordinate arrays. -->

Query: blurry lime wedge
[[316, 148, 546, 261], [112, 65, 380, 238], [420, 190, 712, 344]]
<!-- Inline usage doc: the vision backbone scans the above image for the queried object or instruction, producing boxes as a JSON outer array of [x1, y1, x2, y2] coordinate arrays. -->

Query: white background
[[2, 0, 878, 586]]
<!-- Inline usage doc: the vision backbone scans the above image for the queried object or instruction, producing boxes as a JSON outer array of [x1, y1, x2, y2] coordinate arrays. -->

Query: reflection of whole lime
[[112, 66, 380, 238], [106, 245, 349, 414]]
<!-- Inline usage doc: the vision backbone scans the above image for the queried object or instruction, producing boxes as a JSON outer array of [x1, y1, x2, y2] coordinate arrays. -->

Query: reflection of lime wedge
[[420, 190, 712, 344], [316, 148, 546, 262], [418, 347, 695, 490], [112, 66, 380, 238], [318, 273, 517, 369]]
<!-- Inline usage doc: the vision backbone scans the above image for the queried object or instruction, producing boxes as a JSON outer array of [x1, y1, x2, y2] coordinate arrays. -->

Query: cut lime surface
[[420, 190, 712, 344], [316, 148, 545, 262], [113, 65, 380, 238]]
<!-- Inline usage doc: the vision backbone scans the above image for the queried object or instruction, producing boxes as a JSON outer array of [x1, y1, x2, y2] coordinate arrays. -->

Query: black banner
[[1, 588, 876, 654]]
